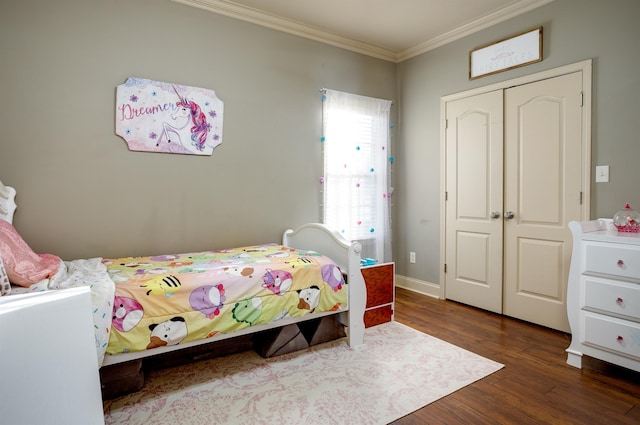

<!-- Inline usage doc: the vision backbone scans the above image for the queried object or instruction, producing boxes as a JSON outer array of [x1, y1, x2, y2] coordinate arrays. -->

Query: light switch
[[595, 165, 609, 183]]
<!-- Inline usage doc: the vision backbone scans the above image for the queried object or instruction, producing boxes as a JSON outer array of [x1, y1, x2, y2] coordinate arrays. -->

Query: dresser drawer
[[583, 278, 640, 321], [584, 242, 640, 281], [583, 313, 640, 361]]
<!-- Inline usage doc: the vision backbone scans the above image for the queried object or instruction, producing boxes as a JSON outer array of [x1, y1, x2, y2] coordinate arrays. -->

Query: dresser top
[[582, 227, 640, 245]]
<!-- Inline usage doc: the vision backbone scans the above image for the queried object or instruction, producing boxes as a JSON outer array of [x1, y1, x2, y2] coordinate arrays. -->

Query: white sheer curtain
[[322, 89, 392, 263]]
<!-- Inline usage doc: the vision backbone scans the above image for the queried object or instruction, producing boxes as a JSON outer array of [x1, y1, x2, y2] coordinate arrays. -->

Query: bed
[[0, 179, 366, 394]]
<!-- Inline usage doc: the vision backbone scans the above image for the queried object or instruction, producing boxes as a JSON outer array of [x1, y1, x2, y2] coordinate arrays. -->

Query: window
[[321, 89, 392, 263]]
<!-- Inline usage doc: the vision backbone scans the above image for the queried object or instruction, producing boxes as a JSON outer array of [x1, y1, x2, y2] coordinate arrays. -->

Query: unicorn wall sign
[[116, 77, 223, 156]]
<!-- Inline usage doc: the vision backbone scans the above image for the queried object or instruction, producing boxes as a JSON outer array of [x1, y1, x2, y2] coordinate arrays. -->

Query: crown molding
[[397, 0, 555, 62], [171, 0, 398, 62], [172, 0, 555, 63]]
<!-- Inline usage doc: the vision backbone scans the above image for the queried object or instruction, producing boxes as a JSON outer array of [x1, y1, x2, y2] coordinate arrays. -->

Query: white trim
[[398, 0, 554, 62], [395, 275, 442, 299], [172, 0, 554, 63], [172, 0, 397, 62]]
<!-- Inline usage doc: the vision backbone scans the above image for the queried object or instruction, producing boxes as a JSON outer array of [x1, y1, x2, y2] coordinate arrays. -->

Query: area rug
[[103, 321, 503, 425]]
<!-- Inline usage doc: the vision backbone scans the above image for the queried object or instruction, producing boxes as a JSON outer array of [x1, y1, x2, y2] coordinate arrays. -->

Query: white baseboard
[[395, 274, 442, 299]]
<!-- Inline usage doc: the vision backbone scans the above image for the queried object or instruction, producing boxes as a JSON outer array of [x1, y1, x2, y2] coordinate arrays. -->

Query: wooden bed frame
[[0, 180, 366, 369]]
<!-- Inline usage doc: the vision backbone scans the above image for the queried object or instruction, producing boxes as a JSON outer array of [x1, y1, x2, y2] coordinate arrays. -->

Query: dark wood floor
[[391, 287, 640, 425]]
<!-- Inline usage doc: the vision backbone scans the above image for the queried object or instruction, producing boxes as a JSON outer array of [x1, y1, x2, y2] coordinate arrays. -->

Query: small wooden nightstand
[[361, 262, 395, 327]]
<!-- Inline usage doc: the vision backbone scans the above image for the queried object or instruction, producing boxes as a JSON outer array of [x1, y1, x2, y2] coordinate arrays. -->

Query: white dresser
[[566, 219, 640, 372]]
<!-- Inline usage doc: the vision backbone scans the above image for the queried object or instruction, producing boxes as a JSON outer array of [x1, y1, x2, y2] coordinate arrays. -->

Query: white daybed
[[0, 179, 366, 396]]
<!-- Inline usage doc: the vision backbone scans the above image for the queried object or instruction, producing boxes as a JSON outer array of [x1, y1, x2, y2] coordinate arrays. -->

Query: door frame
[[439, 59, 592, 299]]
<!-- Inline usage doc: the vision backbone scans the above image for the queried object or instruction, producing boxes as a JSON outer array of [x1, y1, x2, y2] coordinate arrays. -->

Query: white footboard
[[283, 223, 366, 346]]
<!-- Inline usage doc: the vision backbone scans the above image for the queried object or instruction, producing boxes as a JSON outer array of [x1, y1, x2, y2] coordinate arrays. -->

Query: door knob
[[490, 211, 500, 219], [504, 211, 515, 219]]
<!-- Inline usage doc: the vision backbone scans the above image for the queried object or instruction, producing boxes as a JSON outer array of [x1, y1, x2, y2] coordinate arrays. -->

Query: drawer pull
[[616, 297, 624, 305], [617, 259, 624, 267], [616, 335, 624, 343]]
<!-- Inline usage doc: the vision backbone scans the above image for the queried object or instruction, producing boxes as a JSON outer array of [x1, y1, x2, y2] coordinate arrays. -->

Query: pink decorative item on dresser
[[613, 203, 640, 232]]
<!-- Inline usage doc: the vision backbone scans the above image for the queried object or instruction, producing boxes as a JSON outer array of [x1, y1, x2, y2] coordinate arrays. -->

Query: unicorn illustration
[[158, 87, 210, 152], [157, 101, 191, 148], [179, 98, 211, 152]]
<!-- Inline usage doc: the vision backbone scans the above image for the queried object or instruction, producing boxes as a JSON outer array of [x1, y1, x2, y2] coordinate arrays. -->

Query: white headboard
[[0, 180, 17, 223]]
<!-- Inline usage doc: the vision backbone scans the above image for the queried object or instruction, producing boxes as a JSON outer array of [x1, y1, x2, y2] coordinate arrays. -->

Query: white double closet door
[[444, 68, 588, 333]]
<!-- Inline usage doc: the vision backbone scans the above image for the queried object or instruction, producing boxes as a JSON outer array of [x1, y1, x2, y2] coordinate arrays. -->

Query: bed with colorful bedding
[[0, 180, 366, 393], [103, 242, 354, 359]]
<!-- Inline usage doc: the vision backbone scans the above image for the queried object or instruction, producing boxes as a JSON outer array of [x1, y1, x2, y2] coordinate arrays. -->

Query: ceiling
[[173, 0, 553, 62]]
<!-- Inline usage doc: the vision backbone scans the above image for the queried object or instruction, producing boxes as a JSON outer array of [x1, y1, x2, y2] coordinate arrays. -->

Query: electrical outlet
[[409, 252, 416, 263]]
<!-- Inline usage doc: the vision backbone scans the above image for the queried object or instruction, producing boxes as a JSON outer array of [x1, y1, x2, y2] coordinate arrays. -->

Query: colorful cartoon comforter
[[104, 244, 347, 356]]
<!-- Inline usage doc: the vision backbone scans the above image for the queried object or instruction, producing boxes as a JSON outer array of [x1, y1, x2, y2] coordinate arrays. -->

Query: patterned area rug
[[103, 322, 503, 425]]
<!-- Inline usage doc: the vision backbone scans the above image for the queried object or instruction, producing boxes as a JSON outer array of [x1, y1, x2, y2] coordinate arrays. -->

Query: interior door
[[444, 90, 504, 313], [444, 71, 585, 332], [502, 72, 583, 333]]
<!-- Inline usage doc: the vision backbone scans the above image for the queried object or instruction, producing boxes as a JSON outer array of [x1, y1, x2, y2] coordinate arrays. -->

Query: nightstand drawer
[[584, 243, 640, 281], [584, 277, 640, 321], [361, 263, 394, 308], [364, 305, 393, 328], [583, 313, 640, 360], [361, 262, 394, 327]]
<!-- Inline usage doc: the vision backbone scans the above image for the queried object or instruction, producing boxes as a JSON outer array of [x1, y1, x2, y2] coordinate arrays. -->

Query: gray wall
[[396, 0, 640, 285], [0, 0, 396, 260], [2, 0, 638, 289]]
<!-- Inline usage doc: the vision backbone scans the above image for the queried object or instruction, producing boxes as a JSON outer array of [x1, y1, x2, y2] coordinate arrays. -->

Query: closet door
[[502, 72, 583, 333], [444, 90, 504, 313], [444, 71, 585, 332]]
